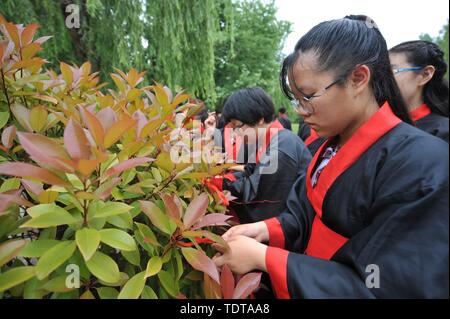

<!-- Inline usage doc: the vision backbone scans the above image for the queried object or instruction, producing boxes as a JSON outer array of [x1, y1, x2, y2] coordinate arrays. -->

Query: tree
[[0, 0, 292, 107], [214, 0, 292, 111], [420, 20, 449, 80]]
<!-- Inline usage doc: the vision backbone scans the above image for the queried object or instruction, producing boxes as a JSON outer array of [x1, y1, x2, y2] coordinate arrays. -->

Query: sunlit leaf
[[85, 251, 120, 284], [36, 241, 76, 280], [99, 228, 136, 251], [0, 266, 35, 293], [76, 228, 100, 261], [29, 106, 48, 132], [145, 256, 162, 278], [117, 271, 146, 299]]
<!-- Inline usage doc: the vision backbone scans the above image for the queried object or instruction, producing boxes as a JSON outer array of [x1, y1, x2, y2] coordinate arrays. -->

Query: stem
[[1, 69, 12, 110]]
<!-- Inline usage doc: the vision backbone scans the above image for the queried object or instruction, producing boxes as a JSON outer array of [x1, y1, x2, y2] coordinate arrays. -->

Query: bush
[[0, 16, 261, 299]]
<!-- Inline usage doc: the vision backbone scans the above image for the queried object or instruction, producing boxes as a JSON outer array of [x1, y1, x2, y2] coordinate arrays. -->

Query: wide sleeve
[[266, 137, 449, 299], [264, 176, 315, 252]]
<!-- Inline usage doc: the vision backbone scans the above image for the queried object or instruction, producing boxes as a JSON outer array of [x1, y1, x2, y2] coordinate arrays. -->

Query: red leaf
[[183, 193, 209, 229], [0, 190, 33, 213], [17, 132, 74, 173], [96, 107, 117, 131], [103, 114, 136, 148], [64, 118, 92, 160], [33, 36, 52, 45], [181, 247, 220, 284], [20, 23, 39, 46], [104, 157, 153, 178], [0, 162, 69, 186], [232, 272, 262, 299], [160, 193, 182, 221], [191, 213, 233, 230], [1, 125, 16, 149], [80, 106, 105, 147], [21, 179, 43, 196], [132, 110, 148, 138], [220, 265, 235, 299], [94, 177, 121, 200]]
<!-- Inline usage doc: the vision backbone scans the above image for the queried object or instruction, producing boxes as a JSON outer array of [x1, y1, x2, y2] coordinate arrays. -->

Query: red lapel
[[410, 103, 431, 122], [305, 128, 319, 146], [255, 120, 284, 164], [306, 102, 402, 218]]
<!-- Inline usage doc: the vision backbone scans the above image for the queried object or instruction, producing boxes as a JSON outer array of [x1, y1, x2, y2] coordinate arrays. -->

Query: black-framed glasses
[[392, 66, 423, 75], [290, 78, 342, 115]]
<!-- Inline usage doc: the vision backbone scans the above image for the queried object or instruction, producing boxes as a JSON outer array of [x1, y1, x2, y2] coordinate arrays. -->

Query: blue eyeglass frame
[[392, 66, 423, 75]]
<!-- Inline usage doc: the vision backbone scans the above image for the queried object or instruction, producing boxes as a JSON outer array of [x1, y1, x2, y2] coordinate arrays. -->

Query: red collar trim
[[256, 120, 284, 164], [305, 128, 319, 146], [306, 102, 402, 218], [410, 104, 431, 122]]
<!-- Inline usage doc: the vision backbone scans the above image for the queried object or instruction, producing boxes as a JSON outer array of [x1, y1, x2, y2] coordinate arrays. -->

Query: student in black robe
[[390, 40, 449, 142], [206, 87, 312, 224], [213, 15, 449, 298]]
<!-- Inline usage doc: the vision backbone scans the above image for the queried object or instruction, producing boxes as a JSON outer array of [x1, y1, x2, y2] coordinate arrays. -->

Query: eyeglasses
[[290, 78, 342, 115], [392, 66, 423, 75]]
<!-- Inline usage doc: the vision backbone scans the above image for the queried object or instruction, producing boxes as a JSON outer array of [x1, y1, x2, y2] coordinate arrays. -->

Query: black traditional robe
[[411, 103, 449, 143], [264, 102, 449, 298]]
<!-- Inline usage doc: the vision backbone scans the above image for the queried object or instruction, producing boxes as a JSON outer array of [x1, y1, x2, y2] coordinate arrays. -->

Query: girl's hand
[[222, 221, 269, 243], [212, 235, 267, 274]]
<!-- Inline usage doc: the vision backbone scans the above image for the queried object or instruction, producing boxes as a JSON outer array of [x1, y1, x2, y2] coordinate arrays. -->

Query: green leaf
[[139, 200, 177, 235], [106, 213, 132, 229], [23, 277, 48, 299], [97, 287, 119, 299], [99, 228, 137, 251], [75, 228, 100, 261], [141, 285, 158, 299], [135, 222, 160, 247], [41, 275, 76, 293], [121, 249, 140, 266], [21, 204, 77, 228], [117, 271, 146, 299], [19, 239, 60, 257], [157, 270, 179, 298], [0, 111, 10, 130], [94, 202, 132, 219], [0, 178, 21, 193], [0, 266, 36, 292], [36, 241, 76, 280], [0, 239, 27, 267], [85, 251, 120, 284], [21, 212, 77, 229], [145, 256, 162, 278]]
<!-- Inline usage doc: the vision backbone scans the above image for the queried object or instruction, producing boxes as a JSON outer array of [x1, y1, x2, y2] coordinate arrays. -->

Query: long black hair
[[222, 87, 275, 125], [390, 40, 449, 117], [280, 15, 412, 124]]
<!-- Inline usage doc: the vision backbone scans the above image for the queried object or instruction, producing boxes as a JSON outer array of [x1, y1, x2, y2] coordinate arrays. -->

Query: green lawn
[[292, 123, 299, 134]]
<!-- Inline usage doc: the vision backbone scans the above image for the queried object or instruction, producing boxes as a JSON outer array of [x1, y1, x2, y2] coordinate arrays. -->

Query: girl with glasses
[[389, 40, 449, 142], [213, 15, 448, 298]]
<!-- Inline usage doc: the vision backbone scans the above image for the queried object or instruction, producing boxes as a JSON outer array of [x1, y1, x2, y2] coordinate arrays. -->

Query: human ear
[[418, 65, 435, 87], [349, 64, 371, 95]]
